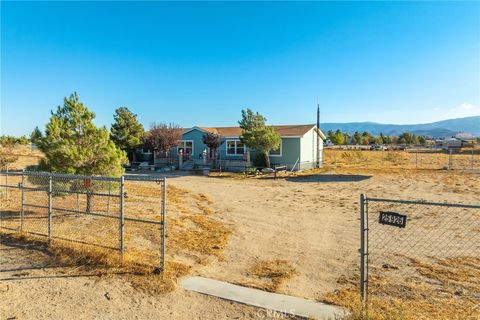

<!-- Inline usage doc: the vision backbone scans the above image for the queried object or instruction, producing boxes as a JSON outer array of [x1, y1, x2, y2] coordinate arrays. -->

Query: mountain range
[[320, 116, 479, 138]]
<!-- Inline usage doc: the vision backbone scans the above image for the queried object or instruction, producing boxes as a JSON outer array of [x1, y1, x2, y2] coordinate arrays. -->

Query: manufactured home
[[148, 124, 326, 171]]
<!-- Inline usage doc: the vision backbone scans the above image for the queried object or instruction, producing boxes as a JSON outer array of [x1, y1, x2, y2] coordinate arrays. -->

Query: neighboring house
[[434, 138, 463, 150], [153, 124, 326, 171], [454, 132, 477, 147]]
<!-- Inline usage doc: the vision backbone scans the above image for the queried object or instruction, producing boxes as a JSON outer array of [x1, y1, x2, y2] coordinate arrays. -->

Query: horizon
[[1, 1, 480, 136]]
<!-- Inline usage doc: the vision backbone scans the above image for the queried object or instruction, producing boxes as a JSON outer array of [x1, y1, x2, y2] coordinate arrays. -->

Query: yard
[[1, 149, 479, 319]]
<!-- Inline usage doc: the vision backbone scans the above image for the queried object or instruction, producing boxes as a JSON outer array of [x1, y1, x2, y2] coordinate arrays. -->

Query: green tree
[[398, 132, 415, 145], [353, 131, 362, 145], [327, 130, 335, 142], [331, 129, 345, 145], [383, 135, 393, 145], [378, 133, 387, 144], [30, 127, 43, 145], [110, 107, 145, 163], [238, 109, 281, 168], [418, 136, 426, 145], [36, 92, 127, 176]]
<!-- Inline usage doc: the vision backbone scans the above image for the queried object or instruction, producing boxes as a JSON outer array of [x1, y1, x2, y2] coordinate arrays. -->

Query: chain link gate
[[0, 171, 167, 272], [359, 194, 480, 317]]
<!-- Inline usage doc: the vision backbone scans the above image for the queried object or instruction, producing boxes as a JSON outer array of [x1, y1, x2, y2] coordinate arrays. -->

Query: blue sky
[[1, 1, 479, 136]]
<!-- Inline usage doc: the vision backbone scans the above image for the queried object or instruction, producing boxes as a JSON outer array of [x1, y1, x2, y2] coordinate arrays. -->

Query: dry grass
[[168, 214, 231, 264], [0, 172, 232, 294], [0, 232, 190, 294], [323, 256, 480, 320], [235, 259, 297, 293], [0, 145, 44, 170], [324, 149, 480, 171]]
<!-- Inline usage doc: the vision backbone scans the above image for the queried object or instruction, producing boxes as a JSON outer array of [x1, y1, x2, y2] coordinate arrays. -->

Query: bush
[[385, 152, 401, 163], [341, 150, 367, 162]]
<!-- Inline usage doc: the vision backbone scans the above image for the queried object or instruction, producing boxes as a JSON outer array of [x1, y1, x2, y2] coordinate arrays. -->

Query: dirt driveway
[[167, 169, 479, 301], [2, 169, 479, 319]]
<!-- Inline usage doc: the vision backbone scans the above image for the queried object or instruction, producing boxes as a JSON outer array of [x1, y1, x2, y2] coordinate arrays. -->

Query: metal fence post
[[20, 170, 25, 232], [360, 193, 367, 305], [5, 163, 8, 200], [472, 148, 474, 171], [161, 178, 167, 271], [120, 175, 125, 255], [48, 174, 53, 241], [449, 149, 453, 169]]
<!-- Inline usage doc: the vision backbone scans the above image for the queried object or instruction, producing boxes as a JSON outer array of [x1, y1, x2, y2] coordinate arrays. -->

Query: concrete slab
[[181, 276, 347, 319]]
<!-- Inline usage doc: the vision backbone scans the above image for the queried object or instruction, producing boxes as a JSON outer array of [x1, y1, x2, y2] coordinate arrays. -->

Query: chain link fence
[[0, 171, 166, 271], [325, 148, 480, 171], [359, 195, 480, 317]]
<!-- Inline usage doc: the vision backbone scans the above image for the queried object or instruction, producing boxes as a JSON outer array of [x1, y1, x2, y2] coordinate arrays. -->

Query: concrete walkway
[[181, 276, 347, 319]]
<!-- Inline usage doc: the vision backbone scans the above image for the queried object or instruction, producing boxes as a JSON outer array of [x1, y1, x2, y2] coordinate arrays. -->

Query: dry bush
[[384, 151, 401, 163], [340, 150, 367, 163], [236, 259, 297, 293]]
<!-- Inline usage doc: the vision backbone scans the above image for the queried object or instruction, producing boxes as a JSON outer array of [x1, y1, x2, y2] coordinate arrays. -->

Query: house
[[454, 132, 477, 147], [154, 124, 326, 171], [434, 138, 463, 150]]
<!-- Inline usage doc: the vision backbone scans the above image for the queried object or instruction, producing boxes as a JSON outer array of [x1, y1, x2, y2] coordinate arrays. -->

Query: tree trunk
[[264, 151, 271, 168], [131, 149, 137, 163]]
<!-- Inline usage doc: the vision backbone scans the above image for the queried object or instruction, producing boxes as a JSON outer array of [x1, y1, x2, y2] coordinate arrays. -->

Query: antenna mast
[[316, 100, 320, 168]]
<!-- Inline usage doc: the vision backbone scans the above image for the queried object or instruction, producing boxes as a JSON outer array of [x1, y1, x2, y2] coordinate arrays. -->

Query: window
[[178, 140, 193, 155], [236, 141, 245, 155], [269, 142, 282, 156], [227, 140, 236, 155], [226, 140, 245, 155]]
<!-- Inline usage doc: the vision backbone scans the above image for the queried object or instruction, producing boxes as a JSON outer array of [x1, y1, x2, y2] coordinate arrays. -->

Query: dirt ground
[[1, 165, 479, 319]]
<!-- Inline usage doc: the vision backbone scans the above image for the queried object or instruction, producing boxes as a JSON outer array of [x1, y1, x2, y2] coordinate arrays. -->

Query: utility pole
[[316, 101, 320, 168]]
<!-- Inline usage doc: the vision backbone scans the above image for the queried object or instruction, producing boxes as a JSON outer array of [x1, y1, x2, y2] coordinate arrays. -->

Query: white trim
[[269, 141, 282, 157], [226, 139, 245, 156], [178, 140, 194, 155]]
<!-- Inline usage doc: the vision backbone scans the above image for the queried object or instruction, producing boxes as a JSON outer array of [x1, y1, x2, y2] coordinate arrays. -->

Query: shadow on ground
[[0, 233, 119, 281], [286, 174, 372, 183]]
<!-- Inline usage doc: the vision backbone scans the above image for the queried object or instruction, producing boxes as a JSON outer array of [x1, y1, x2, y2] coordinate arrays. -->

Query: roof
[[184, 124, 326, 139]]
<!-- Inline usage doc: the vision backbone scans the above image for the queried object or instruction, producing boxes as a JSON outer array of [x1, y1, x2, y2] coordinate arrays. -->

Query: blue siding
[[269, 138, 300, 168], [173, 128, 303, 169], [181, 129, 208, 159]]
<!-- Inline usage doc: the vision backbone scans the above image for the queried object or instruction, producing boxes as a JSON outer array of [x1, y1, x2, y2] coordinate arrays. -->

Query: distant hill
[[320, 116, 480, 138]]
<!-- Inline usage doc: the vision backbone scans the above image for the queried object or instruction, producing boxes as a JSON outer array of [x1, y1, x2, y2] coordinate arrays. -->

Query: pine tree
[[110, 107, 145, 162], [36, 92, 127, 176]]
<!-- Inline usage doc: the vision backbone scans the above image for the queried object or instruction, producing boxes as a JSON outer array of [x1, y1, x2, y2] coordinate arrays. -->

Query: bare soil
[[1, 149, 479, 319]]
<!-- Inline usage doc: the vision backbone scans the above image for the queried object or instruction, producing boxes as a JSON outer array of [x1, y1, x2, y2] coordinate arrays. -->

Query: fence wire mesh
[[325, 149, 480, 171], [360, 195, 480, 318], [0, 171, 166, 271], [124, 176, 166, 270]]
